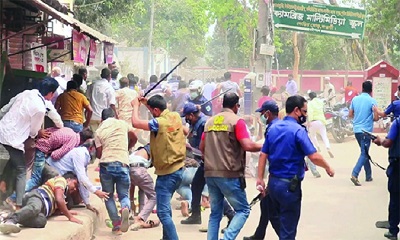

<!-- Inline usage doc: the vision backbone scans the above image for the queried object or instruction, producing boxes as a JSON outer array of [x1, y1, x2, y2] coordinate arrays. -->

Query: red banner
[[72, 30, 90, 64]]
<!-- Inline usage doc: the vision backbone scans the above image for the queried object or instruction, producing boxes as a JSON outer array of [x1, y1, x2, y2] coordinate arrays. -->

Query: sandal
[[141, 220, 160, 229]]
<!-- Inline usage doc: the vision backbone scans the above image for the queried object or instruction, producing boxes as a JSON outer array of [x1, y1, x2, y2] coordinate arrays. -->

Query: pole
[[147, 0, 155, 80]]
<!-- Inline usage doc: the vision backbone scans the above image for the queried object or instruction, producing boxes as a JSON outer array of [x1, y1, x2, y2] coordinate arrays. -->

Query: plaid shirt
[[35, 127, 80, 160]]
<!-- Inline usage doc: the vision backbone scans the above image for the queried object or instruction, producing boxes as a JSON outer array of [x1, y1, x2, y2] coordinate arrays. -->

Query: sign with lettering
[[273, 0, 366, 39], [372, 77, 392, 109], [72, 30, 90, 64], [103, 42, 114, 64], [31, 42, 47, 72]]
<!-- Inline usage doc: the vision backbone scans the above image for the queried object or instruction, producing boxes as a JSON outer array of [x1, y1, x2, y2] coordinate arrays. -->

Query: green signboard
[[273, 0, 366, 39]]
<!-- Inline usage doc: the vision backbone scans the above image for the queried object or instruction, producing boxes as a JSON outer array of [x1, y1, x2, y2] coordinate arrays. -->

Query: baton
[[200, 88, 232, 106], [143, 57, 187, 97]]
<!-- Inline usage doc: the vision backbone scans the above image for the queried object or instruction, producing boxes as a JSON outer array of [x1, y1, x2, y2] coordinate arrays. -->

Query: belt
[[100, 162, 129, 168], [270, 175, 291, 183], [130, 162, 147, 168]]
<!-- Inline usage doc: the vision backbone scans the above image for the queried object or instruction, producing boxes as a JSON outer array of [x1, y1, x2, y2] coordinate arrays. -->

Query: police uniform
[[385, 119, 400, 239], [262, 116, 316, 239], [188, 95, 212, 116]]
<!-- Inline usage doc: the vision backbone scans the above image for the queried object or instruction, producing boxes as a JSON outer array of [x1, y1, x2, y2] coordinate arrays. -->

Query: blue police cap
[[181, 102, 200, 117], [255, 100, 279, 113]]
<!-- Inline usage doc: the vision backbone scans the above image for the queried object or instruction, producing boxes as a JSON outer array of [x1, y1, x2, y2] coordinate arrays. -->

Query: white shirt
[[220, 80, 240, 95], [203, 82, 216, 100], [51, 76, 69, 105], [87, 78, 116, 121], [80, 80, 87, 93], [0, 89, 46, 151], [323, 83, 336, 106], [45, 100, 63, 128]]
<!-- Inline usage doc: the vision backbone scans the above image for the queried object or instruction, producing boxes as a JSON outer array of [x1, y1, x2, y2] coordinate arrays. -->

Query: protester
[[115, 77, 139, 124], [323, 77, 336, 107], [285, 74, 298, 96], [217, 72, 242, 97], [257, 86, 273, 108]]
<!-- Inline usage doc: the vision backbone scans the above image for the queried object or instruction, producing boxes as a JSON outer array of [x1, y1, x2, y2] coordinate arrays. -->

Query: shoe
[[366, 178, 373, 182], [112, 226, 122, 235], [376, 220, 390, 229], [181, 214, 201, 225], [350, 176, 361, 186], [120, 208, 130, 233], [180, 201, 189, 217], [199, 226, 208, 232], [0, 220, 20, 235], [384, 231, 398, 240], [328, 150, 334, 158], [243, 236, 263, 240]]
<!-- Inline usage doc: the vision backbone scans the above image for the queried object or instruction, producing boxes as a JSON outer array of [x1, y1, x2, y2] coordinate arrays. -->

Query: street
[[93, 133, 391, 240]]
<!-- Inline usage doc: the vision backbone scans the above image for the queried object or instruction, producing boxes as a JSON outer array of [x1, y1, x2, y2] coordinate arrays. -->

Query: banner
[[72, 30, 90, 63], [88, 39, 97, 66], [31, 42, 47, 72], [103, 42, 114, 64], [273, 0, 366, 39]]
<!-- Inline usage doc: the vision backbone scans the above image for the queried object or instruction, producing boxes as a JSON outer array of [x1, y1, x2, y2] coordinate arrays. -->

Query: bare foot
[[180, 201, 189, 217], [0, 181, 6, 193]]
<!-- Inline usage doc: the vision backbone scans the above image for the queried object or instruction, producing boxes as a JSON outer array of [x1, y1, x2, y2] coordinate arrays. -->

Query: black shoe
[[384, 231, 398, 240], [376, 220, 390, 229], [181, 214, 201, 225], [243, 236, 262, 240]]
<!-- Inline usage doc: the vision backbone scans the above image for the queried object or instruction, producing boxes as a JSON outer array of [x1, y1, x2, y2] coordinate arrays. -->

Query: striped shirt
[[37, 176, 67, 217], [35, 127, 80, 160]]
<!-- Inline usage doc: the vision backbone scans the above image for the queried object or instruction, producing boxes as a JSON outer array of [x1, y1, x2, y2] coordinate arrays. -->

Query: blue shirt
[[189, 115, 207, 149], [350, 93, 377, 133], [262, 116, 316, 180], [387, 118, 400, 158], [264, 118, 280, 138], [188, 95, 212, 116], [149, 118, 159, 132], [385, 100, 400, 117]]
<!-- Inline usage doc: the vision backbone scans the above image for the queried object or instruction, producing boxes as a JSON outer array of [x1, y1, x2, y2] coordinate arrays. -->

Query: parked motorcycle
[[325, 103, 353, 143]]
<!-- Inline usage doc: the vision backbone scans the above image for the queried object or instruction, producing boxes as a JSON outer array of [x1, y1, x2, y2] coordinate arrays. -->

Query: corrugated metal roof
[[27, 0, 117, 44]]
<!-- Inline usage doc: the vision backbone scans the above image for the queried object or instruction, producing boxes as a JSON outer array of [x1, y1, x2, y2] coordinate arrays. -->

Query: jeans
[[352, 133, 372, 179], [63, 120, 83, 133], [3, 145, 26, 206], [156, 168, 183, 240], [26, 150, 46, 193], [176, 167, 197, 208], [268, 176, 302, 240], [206, 177, 250, 240], [387, 159, 400, 236], [253, 193, 280, 239], [100, 162, 131, 226]]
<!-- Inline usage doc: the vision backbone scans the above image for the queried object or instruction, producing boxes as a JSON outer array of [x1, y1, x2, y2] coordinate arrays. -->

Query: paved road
[[93, 134, 391, 240]]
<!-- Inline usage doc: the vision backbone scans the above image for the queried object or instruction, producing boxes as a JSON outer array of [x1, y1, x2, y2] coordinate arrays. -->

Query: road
[[93, 134, 391, 240]]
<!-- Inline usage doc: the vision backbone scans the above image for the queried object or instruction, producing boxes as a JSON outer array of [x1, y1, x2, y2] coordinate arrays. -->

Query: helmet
[[188, 80, 204, 100]]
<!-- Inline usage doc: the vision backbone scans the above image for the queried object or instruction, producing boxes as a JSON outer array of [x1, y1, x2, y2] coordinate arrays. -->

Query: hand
[[325, 167, 335, 177], [196, 104, 201, 110], [139, 97, 148, 106], [373, 136, 382, 146], [69, 216, 83, 224], [38, 129, 51, 139], [95, 190, 109, 200], [256, 178, 266, 196], [69, 210, 78, 215], [86, 204, 99, 215], [83, 121, 89, 128], [131, 97, 140, 108], [372, 105, 377, 112]]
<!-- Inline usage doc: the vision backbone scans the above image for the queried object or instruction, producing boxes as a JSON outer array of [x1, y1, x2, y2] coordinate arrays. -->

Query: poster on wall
[[88, 39, 97, 66], [372, 77, 392, 109], [72, 30, 90, 64], [103, 42, 114, 64], [31, 42, 47, 72]]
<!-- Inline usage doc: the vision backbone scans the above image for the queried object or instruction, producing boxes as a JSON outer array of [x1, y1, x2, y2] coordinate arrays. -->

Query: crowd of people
[[0, 63, 397, 240]]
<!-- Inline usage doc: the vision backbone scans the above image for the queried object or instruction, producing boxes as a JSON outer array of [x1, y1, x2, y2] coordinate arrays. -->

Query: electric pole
[[147, 0, 155, 80]]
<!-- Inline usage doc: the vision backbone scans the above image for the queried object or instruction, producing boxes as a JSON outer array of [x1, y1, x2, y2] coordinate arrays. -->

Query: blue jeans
[[176, 167, 197, 208], [156, 168, 183, 240], [100, 162, 131, 226], [206, 177, 250, 240], [63, 120, 83, 133], [268, 176, 302, 240], [352, 133, 372, 179]]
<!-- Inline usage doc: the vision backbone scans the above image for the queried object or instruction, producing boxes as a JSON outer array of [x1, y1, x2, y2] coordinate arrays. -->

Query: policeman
[[180, 102, 235, 228], [244, 100, 280, 240], [372, 119, 400, 240], [188, 80, 212, 116], [257, 95, 335, 240]]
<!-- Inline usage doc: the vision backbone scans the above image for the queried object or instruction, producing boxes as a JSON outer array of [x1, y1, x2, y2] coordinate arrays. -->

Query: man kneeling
[[0, 173, 82, 234]]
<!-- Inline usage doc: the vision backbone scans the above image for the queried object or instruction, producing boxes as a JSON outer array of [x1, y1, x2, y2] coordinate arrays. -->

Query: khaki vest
[[204, 108, 245, 178], [150, 109, 185, 175]]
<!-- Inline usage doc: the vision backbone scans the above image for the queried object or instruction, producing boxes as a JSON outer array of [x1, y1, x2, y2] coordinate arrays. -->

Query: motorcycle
[[325, 103, 353, 143]]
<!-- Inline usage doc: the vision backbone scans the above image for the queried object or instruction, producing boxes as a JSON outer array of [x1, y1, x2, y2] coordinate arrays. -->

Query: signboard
[[72, 30, 90, 64], [372, 77, 392, 109], [88, 39, 97, 66], [31, 43, 47, 72], [273, 0, 366, 39]]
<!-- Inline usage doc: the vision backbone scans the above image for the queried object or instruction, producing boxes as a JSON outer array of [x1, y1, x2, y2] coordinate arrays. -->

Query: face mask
[[190, 92, 199, 100], [260, 114, 268, 125], [185, 118, 191, 125], [298, 114, 307, 125]]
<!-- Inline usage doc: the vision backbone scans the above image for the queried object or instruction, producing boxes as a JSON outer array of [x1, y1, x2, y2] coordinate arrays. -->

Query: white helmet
[[188, 80, 204, 100]]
